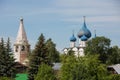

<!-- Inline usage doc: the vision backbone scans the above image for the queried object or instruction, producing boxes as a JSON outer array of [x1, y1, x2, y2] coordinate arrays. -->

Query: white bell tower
[[13, 18, 30, 65]]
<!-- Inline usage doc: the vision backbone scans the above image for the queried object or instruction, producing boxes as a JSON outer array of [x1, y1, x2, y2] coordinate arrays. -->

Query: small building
[[52, 63, 61, 76], [52, 63, 61, 70], [14, 62, 28, 73], [107, 64, 120, 74]]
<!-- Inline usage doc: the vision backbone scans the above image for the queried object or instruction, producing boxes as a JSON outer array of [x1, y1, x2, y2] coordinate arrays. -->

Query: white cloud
[[2, 0, 119, 20], [62, 16, 120, 23]]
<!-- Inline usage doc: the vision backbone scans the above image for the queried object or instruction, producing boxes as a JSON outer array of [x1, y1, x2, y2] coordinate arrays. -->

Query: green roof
[[15, 74, 28, 80]]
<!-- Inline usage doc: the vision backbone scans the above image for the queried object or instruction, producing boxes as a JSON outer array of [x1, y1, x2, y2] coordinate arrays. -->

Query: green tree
[[0, 38, 16, 78], [35, 63, 56, 80], [107, 46, 120, 64], [0, 77, 14, 80], [45, 38, 60, 63], [109, 74, 120, 80], [60, 51, 77, 80], [85, 55, 108, 80], [60, 51, 109, 80], [85, 36, 111, 63], [6, 37, 11, 53], [28, 34, 51, 80]]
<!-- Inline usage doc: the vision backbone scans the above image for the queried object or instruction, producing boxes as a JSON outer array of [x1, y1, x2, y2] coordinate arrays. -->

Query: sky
[[0, 0, 120, 51]]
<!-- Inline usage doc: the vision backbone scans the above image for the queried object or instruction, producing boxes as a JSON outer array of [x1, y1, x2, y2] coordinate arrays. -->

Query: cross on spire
[[83, 16, 86, 23], [94, 29, 97, 38]]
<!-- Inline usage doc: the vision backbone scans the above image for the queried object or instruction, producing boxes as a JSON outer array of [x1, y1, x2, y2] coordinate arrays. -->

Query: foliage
[[45, 38, 60, 63], [60, 51, 109, 80], [35, 63, 56, 80], [0, 77, 14, 80], [85, 36, 111, 63], [85, 36, 120, 65], [6, 37, 11, 53], [107, 46, 120, 64], [60, 52, 77, 80], [0, 38, 16, 78], [85, 55, 108, 80], [28, 34, 51, 80], [60, 50, 75, 63], [106, 74, 120, 80]]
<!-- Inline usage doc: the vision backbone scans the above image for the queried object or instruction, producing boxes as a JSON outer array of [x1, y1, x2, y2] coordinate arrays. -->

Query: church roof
[[108, 64, 120, 74], [15, 18, 28, 44]]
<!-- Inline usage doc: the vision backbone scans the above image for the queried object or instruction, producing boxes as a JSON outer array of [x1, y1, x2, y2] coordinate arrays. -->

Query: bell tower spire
[[14, 17, 30, 65], [16, 17, 28, 44]]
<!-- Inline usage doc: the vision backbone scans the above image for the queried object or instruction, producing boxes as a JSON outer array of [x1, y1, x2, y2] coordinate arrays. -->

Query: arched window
[[21, 45, 25, 51], [15, 46, 18, 52]]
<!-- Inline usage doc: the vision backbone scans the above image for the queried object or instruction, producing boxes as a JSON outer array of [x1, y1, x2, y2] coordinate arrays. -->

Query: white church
[[63, 16, 92, 56]]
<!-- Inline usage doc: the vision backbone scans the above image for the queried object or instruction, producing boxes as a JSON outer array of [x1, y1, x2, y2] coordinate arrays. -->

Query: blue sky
[[0, 0, 120, 51]]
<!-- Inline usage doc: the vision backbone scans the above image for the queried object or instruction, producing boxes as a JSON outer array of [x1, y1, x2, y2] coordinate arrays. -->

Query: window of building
[[15, 46, 18, 52], [21, 46, 25, 51]]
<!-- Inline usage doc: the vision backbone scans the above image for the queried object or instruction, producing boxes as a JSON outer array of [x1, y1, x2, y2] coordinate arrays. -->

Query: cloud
[[1, 0, 119, 20], [62, 16, 120, 23]]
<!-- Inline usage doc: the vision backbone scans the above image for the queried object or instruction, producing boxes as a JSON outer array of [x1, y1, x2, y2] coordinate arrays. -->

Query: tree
[[60, 50, 109, 80], [85, 55, 108, 80], [6, 37, 11, 53], [108, 74, 120, 80], [85, 36, 111, 63], [0, 38, 16, 78], [45, 38, 60, 63], [0, 77, 13, 80], [35, 63, 56, 80], [107, 46, 120, 64], [60, 51, 77, 80], [28, 34, 51, 80]]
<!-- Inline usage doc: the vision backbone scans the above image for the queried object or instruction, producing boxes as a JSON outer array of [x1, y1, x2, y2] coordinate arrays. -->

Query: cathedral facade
[[13, 18, 30, 65], [63, 16, 91, 56]]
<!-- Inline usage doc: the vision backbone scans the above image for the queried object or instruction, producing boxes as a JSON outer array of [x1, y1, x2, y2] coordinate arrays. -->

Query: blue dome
[[70, 34, 76, 42], [77, 17, 91, 39], [81, 35, 88, 41]]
